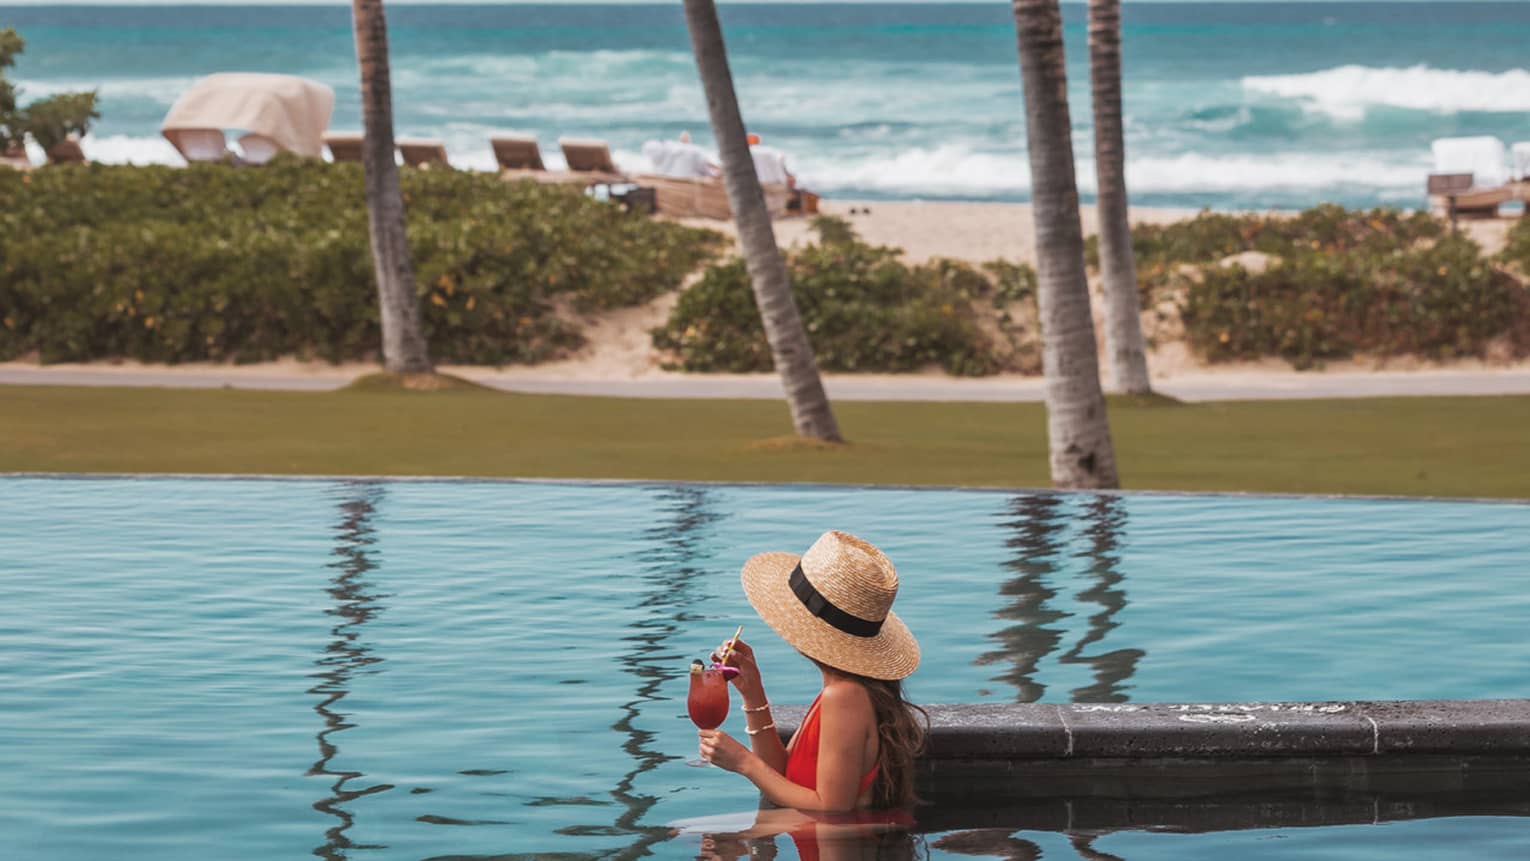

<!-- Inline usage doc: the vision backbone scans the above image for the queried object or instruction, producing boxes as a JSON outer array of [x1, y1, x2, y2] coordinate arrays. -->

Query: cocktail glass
[[687, 664, 730, 767]]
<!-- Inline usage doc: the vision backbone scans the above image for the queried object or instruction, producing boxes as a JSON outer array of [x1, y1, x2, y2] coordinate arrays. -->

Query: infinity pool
[[1, 477, 1526, 859]]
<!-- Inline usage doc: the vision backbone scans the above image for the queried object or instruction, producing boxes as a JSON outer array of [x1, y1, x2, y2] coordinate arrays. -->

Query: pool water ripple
[[1, 476, 1526, 859]]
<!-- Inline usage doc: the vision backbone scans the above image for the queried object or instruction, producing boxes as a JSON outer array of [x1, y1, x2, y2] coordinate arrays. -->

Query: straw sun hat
[[741, 530, 919, 681]]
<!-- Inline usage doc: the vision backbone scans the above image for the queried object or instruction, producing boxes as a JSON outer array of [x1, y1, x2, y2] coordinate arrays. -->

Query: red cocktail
[[686, 661, 730, 767]]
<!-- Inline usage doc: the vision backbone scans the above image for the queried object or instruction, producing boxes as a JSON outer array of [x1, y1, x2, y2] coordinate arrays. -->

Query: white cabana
[[1428, 136, 1512, 217], [161, 73, 335, 164], [1512, 142, 1530, 183], [1430, 136, 1508, 188]]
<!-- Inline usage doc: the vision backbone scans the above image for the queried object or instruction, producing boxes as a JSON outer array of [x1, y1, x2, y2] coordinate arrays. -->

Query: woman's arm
[[701, 683, 873, 812], [716, 640, 788, 774]]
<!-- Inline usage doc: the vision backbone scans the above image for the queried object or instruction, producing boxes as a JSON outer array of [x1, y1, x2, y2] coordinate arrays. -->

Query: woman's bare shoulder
[[819, 679, 875, 716]]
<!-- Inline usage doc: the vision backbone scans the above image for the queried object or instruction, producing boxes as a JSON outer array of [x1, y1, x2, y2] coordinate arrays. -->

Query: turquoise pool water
[[1, 476, 1526, 859]]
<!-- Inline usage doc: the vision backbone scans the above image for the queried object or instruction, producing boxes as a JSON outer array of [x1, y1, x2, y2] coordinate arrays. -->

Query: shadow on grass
[[343, 372, 492, 393], [739, 435, 855, 454], [1106, 391, 1185, 409]]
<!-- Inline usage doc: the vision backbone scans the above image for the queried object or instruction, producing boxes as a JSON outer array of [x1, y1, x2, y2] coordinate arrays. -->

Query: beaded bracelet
[[742, 701, 771, 714], [745, 722, 776, 736]]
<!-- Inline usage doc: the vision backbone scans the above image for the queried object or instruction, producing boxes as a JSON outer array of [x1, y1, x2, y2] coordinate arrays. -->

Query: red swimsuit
[[784, 692, 879, 861], [784, 692, 879, 794]]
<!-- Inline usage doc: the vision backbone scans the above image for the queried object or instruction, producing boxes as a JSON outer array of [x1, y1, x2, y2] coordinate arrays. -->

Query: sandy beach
[[691, 199, 1204, 265]]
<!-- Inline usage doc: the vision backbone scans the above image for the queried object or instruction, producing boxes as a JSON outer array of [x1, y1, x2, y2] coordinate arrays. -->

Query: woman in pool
[[697, 530, 926, 813]]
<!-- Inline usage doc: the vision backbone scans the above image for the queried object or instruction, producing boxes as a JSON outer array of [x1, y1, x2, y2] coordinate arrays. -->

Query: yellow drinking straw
[[719, 625, 744, 665]]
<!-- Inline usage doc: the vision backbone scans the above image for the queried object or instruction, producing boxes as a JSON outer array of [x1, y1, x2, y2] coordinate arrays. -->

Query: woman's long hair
[[812, 659, 929, 809]]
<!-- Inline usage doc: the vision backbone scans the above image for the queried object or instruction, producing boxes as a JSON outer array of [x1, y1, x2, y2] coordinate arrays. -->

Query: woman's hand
[[697, 729, 753, 774], [712, 638, 764, 700]]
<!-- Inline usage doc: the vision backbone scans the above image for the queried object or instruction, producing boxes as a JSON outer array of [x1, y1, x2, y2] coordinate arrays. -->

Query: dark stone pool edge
[[770, 701, 1530, 833], [774, 700, 1530, 759], [5, 471, 1529, 506]]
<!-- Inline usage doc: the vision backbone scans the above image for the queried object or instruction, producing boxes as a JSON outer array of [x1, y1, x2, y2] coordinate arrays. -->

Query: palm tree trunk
[[681, 0, 841, 443], [1012, 0, 1119, 489], [1088, 0, 1151, 395], [351, 0, 432, 375]]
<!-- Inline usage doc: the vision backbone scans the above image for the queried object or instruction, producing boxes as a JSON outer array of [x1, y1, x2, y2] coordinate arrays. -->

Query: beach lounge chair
[[237, 133, 281, 165], [323, 131, 364, 163], [560, 137, 624, 183], [490, 133, 547, 176], [1428, 136, 1511, 218], [398, 137, 449, 169]]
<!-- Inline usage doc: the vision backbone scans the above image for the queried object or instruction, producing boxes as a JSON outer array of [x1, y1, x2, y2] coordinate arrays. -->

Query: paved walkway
[[4, 364, 1530, 402]]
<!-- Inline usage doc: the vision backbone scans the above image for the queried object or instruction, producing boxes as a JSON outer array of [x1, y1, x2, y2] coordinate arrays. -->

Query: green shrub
[[652, 218, 1035, 376], [1088, 205, 1444, 272], [1500, 215, 1530, 275], [0, 160, 722, 364], [1181, 235, 1529, 369]]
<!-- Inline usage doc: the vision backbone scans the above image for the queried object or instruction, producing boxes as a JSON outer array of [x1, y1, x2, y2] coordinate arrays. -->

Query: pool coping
[[774, 699, 1530, 760], [4, 472, 1528, 506]]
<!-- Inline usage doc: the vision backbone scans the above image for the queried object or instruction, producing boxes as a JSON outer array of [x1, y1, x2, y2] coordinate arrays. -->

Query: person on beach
[[643, 130, 720, 178], [746, 132, 795, 188], [746, 132, 818, 213], [697, 530, 926, 814]]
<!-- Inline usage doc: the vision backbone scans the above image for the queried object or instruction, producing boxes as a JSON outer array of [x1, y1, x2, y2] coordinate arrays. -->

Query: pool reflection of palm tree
[[1057, 495, 1144, 703], [975, 494, 1068, 702], [976, 493, 1143, 704], [308, 483, 393, 861], [607, 486, 723, 860]]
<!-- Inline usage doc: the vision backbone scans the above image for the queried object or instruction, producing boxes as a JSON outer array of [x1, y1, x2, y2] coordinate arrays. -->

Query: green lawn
[[1, 382, 1526, 498]]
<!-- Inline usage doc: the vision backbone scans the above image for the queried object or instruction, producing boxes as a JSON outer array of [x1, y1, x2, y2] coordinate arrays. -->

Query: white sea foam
[[59, 132, 1425, 201], [73, 134, 183, 165], [1122, 152, 1424, 193], [13, 75, 201, 107], [798, 145, 1426, 196], [1243, 65, 1530, 120]]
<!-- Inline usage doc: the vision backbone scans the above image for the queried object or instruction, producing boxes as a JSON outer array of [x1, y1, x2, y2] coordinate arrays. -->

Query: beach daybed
[[162, 73, 334, 165], [632, 174, 793, 220], [323, 131, 363, 163], [398, 137, 450, 169], [1428, 136, 1511, 218], [177, 129, 232, 163], [237, 133, 281, 165]]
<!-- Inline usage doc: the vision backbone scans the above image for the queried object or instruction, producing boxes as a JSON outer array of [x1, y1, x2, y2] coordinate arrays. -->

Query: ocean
[[3, 2, 1529, 210]]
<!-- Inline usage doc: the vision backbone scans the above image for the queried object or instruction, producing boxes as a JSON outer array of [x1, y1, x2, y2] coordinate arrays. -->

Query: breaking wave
[[797, 145, 1426, 196], [1243, 65, 1530, 120]]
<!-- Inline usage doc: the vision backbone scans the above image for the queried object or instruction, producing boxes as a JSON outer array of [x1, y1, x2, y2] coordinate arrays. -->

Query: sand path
[[4, 361, 1530, 403]]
